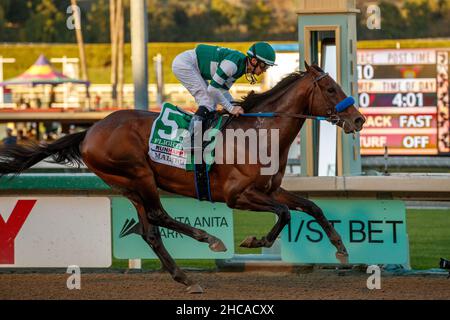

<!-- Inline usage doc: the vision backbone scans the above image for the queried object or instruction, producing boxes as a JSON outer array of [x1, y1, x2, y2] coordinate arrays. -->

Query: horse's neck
[[250, 80, 311, 151], [251, 78, 311, 114]]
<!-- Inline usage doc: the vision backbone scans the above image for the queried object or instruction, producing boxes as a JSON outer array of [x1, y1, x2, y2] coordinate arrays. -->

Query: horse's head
[[304, 62, 365, 133]]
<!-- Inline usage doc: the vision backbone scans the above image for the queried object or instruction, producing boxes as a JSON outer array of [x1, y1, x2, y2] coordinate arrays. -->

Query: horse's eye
[[327, 87, 336, 94]]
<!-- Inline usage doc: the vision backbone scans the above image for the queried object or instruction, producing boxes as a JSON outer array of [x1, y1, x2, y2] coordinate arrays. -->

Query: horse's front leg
[[272, 187, 349, 264], [232, 187, 291, 248]]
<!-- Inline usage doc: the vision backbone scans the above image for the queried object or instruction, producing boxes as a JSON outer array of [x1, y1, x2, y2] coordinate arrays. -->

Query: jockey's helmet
[[247, 42, 277, 66]]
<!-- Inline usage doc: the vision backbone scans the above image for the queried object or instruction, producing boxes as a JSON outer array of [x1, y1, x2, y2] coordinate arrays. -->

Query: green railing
[[0, 173, 110, 192]]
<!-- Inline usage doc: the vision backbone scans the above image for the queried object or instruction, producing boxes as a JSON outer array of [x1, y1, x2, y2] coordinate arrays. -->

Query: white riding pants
[[172, 50, 217, 112]]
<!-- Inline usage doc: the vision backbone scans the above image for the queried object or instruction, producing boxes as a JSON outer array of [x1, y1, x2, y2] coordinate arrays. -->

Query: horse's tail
[[0, 130, 87, 177]]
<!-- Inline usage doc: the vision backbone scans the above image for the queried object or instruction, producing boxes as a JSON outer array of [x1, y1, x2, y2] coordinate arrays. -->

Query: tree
[[0, 4, 6, 41], [266, 0, 297, 40], [24, 0, 73, 42], [429, 0, 450, 37], [86, 0, 110, 43], [0, 0, 448, 43], [245, 0, 272, 39], [4, 0, 33, 24], [357, 1, 407, 40], [403, 0, 432, 38], [210, 0, 246, 41]]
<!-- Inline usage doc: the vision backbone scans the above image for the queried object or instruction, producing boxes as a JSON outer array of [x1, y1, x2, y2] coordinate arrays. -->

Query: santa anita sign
[[112, 197, 234, 259]]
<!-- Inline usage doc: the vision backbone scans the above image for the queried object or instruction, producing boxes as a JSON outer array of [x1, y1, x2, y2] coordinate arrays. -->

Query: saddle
[[149, 103, 232, 202]]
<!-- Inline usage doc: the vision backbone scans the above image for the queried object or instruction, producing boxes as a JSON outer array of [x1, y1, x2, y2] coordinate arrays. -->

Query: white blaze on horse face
[[258, 129, 279, 176]]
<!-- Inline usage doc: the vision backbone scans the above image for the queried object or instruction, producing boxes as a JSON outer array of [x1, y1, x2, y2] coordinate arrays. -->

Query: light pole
[[130, 0, 149, 110]]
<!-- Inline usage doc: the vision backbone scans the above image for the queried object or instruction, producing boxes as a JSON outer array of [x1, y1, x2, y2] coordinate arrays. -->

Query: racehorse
[[0, 63, 365, 293]]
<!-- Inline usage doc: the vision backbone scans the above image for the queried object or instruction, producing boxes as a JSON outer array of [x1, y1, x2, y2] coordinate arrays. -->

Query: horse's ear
[[304, 61, 311, 71]]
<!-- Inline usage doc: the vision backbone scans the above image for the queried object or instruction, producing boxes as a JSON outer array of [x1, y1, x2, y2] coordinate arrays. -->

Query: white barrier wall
[[0, 197, 111, 268]]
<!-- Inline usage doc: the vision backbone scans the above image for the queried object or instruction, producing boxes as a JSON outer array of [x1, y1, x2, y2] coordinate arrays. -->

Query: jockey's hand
[[230, 106, 244, 116]]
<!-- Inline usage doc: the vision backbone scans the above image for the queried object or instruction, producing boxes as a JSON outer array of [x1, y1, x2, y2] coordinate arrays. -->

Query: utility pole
[[71, 0, 88, 81], [71, 0, 90, 109], [153, 53, 164, 107], [130, 0, 149, 110], [116, 0, 124, 107], [110, 0, 118, 107]]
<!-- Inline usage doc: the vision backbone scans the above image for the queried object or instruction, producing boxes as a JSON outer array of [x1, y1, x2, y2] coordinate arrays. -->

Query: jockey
[[172, 41, 276, 149]]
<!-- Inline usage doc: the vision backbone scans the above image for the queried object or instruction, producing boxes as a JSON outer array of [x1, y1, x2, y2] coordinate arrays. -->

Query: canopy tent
[[0, 54, 89, 87], [0, 54, 90, 109]]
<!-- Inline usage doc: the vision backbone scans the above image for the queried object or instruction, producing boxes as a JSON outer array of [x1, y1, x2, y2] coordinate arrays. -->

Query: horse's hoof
[[186, 283, 204, 294], [209, 239, 227, 252], [336, 252, 349, 264], [240, 236, 257, 248]]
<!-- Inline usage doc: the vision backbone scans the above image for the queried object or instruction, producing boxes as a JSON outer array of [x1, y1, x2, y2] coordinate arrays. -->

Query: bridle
[[307, 72, 341, 125], [241, 71, 354, 127], [245, 58, 258, 85]]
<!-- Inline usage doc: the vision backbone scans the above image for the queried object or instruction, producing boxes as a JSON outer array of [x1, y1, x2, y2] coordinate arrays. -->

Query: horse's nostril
[[354, 116, 365, 128]]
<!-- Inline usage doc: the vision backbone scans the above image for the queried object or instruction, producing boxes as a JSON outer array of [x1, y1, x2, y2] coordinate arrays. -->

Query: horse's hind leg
[[90, 161, 226, 252], [86, 168, 206, 292], [129, 198, 203, 293], [135, 170, 227, 252]]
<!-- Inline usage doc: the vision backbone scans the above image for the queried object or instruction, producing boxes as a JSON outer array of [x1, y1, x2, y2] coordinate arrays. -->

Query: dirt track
[[1, 270, 449, 300]]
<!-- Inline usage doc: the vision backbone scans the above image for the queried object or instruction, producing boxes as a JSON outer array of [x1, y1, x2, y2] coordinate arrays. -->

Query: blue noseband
[[335, 96, 355, 113]]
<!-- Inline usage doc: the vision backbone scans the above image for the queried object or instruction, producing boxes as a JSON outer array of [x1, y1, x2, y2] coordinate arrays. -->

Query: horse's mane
[[235, 71, 308, 112]]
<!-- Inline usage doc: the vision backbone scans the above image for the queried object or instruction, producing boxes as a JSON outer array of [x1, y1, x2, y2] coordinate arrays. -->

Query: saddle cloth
[[149, 102, 223, 172]]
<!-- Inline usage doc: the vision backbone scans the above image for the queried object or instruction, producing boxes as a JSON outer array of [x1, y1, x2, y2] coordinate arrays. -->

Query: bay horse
[[0, 63, 365, 293]]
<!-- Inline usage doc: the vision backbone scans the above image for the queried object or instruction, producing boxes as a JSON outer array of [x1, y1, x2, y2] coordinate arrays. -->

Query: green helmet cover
[[247, 42, 277, 66]]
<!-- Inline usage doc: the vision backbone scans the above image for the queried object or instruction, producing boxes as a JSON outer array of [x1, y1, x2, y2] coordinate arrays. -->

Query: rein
[[241, 112, 332, 122], [240, 95, 355, 124]]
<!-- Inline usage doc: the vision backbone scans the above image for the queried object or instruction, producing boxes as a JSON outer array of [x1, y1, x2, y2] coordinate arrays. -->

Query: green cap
[[247, 42, 277, 66]]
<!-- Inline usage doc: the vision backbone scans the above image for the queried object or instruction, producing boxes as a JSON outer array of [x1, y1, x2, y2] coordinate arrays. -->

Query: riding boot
[[183, 106, 211, 151]]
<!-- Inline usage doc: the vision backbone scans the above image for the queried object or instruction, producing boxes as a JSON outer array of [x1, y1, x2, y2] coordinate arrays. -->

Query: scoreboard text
[[357, 49, 449, 155]]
